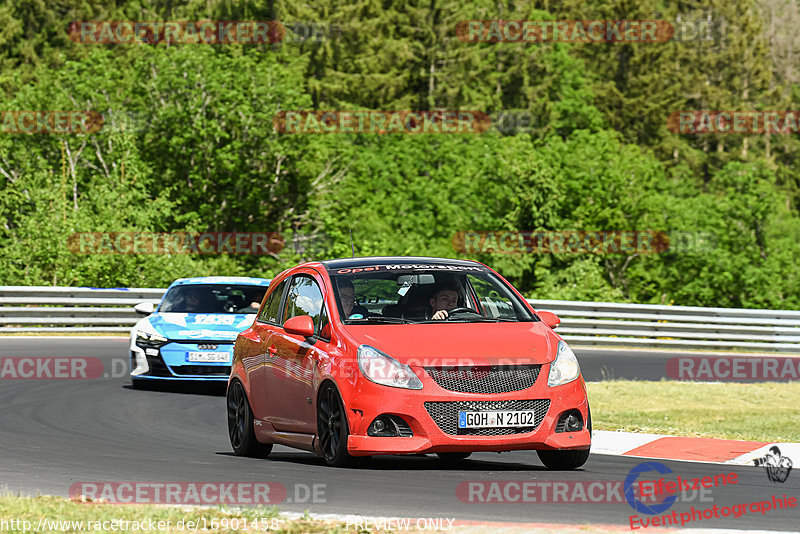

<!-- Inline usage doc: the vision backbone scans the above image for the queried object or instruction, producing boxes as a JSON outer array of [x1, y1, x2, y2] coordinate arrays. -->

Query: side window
[[467, 274, 517, 319], [283, 275, 327, 335], [317, 304, 331, 340], [257, 280, 287, 324]]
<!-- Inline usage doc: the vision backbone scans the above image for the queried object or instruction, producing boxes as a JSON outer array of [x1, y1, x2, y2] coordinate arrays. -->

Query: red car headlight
[[357, 344, 423, 390], [548, 340, 581, 387]]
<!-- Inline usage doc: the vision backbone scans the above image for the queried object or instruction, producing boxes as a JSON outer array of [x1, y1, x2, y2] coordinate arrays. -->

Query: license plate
[[187, 351, 229, 363], [458, 410, 537, 429]]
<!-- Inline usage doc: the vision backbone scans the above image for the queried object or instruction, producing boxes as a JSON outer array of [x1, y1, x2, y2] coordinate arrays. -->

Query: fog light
[[555, 410, 584, 433], [367, 415, 413, 437], [565, 413, 583, 432]]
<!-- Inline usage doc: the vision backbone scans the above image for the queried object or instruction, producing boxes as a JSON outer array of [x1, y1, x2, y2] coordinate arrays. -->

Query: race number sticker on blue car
[[194, 314, 236, 325]]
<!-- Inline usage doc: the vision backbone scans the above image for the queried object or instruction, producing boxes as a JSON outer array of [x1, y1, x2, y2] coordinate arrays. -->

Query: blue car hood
[[147, 312, 255, 341]]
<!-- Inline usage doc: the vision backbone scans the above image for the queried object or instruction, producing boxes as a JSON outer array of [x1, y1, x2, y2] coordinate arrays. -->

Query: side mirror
[[134, 302, 155, 316], [283, 315, 315, 338], [537, 310, 560, 329], [319, 323, 332, 340]]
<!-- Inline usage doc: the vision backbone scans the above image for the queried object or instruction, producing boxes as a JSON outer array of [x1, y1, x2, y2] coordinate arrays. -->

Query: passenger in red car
[[339, 285, 355, 317], [337, 279, 369, 318]]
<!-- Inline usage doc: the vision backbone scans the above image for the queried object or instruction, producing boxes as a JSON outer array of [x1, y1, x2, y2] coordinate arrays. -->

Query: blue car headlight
[[135, 320, 169, 349]]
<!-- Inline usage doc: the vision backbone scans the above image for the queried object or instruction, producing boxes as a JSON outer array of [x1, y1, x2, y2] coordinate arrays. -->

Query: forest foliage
[[1, 0, 799, 309]]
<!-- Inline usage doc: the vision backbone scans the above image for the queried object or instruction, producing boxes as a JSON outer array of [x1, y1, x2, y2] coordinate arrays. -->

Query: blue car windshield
[[159, 284, 267, 314]]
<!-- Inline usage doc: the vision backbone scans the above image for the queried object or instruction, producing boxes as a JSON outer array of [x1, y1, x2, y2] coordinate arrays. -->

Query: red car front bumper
[[342, 369, 590, 456]]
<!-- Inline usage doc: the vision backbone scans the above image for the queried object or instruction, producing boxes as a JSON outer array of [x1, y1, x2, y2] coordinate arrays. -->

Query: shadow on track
[[124, 381, 227, 396], [214, 450, 557, 471]]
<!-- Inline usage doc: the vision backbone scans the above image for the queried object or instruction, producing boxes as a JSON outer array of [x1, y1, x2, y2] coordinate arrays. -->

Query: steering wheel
[[446, 307, 481, 318]]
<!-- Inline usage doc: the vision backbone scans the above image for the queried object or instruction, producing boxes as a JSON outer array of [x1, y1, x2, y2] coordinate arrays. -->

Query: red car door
[[247, 278, 289, 423], [268, 272, 329, 434]]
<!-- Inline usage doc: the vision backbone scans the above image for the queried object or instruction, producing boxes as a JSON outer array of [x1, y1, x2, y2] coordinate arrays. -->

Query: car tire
[[227, 380, 272, 458], [317, 383, 359, 467], [436, 452, 472, 462], [537, 448, 590, 470]]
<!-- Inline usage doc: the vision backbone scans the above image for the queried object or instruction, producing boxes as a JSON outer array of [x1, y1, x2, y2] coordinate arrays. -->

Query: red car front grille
[[424, 399, 550, 436], [424, 364, 541, 394]]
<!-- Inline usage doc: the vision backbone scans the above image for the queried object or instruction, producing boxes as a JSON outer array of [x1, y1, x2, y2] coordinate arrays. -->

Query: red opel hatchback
[[227, 257, 590, 468]]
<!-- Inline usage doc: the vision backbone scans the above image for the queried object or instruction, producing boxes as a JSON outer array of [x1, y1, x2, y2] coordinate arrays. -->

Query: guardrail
[[0, 286, 164, 333], [1, 287, 799, 353], [527, 299, 800, 352]]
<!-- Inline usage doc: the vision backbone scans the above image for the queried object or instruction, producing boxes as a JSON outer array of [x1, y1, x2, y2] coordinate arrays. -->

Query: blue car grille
[[170, 365, 231, 377]]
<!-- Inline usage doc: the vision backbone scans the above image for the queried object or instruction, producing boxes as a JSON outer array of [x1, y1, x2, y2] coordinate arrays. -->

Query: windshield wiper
[[345, 316, 412, 324], [411, 316, 519, 323], [447, 317, 517, 322]]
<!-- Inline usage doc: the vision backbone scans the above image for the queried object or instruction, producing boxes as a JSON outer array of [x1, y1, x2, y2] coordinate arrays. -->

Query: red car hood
[[342, 321, 558, 367]]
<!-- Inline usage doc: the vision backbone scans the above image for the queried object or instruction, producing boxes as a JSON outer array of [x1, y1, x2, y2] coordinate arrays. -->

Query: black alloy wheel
[[317, 383, 359, 467], [227, 380, 272, 457]]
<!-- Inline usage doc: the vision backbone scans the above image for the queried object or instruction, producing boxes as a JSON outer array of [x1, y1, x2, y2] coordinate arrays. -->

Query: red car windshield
[[330, 267, 537, 324]]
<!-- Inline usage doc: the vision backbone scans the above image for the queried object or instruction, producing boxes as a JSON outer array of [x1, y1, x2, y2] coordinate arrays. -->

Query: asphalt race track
[[1, 337, 798, 529]]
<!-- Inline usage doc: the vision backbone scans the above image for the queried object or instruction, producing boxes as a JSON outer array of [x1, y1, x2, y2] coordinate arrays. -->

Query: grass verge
[[586, 379, 800, 442]]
